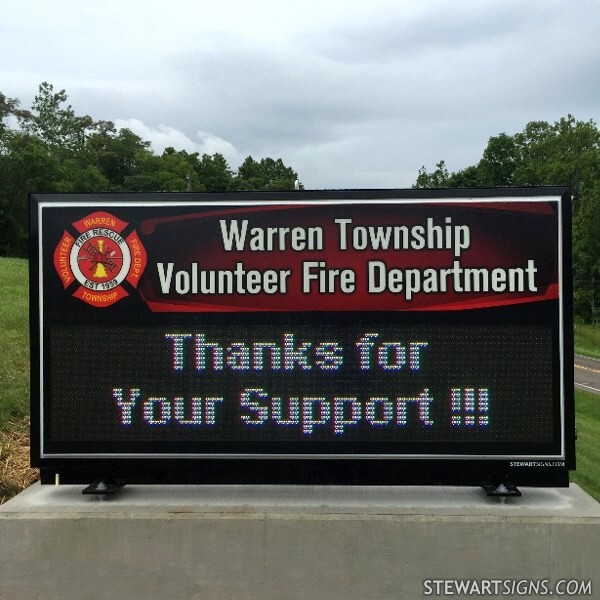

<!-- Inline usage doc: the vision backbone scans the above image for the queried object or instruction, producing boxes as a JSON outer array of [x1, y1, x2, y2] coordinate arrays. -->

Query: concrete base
[[1, 483, 599, 599]]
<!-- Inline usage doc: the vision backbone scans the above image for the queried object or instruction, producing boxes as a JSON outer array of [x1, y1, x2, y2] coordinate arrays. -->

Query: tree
[[23, 82, 99, 155], [195, 153, 232, 192], [477, 133, 521, 187], [414, 115, 600, 322], [0, 82, 304, 256], [93, 128, 151, 189], [229, 156, 300, 191], [0, 132, 59, 255], [0, 92, 30, 139], [52, 162, 109, 193], [414, 160, 450, 188], [123, 147, 201, 192], [512, 116, 600, 192], [573, 182, 600, 323], [415, 116, 600, 192]]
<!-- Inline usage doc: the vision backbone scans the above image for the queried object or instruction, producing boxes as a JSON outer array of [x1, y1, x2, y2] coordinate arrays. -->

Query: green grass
[[574, 322, 600, 359], [571, 388, 600, 501], [570, 324, 599, 500], [0, 257, 29, 430]]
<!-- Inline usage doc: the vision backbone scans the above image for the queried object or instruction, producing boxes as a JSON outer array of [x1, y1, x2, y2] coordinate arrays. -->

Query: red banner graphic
[[136, 201, 559, 313]]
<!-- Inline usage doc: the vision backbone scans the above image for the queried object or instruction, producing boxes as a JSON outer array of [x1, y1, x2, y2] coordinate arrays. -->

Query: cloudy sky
[[2, 0, 599, 188]]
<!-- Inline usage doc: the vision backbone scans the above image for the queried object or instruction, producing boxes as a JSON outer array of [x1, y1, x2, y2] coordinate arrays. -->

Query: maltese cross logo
[[53, 211, 147, 307]]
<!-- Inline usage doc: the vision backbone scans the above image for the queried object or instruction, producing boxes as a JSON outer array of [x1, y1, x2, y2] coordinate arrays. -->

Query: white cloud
[[194, 130, 242, 164], [113, 119, 242, 166]]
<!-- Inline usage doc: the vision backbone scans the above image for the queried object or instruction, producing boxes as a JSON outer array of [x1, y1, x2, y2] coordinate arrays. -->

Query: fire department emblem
[[53, 211, 147, 307]]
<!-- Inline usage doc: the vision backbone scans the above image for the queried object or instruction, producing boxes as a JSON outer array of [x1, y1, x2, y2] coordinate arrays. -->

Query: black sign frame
[[30, 188, 575, 486]]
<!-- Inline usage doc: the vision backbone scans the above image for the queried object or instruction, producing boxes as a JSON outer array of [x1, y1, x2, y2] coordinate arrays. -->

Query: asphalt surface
[[574, 354, 600, 394]]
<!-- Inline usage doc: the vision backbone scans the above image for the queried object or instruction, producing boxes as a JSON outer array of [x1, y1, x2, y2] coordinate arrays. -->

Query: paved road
[[575, 354, 600, 394]]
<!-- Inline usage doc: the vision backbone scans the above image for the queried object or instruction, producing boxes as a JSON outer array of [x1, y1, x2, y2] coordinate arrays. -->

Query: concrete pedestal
[[1, 483, 599, 599]]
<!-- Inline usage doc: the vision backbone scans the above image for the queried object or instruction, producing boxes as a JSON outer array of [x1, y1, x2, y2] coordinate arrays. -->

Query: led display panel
[[30, 189, 574, 486]]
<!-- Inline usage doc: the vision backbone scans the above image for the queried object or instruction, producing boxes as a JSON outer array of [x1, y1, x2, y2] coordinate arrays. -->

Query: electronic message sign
[[30, 189, 574, 487]]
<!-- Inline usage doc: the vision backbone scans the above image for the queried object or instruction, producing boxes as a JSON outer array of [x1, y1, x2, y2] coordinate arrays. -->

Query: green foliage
[[0, 83, 303, 256], [415, 115, 600, 323], [573, 182, 600, 323], [123, 147, 192, 192], [0, 258, 29, 430], [415, 115, 600, 192], [574, 323, 600, 359], [570, 388, 600, 502], [230, 156, 301, 191], [195, 153, 232, 192], [0, 132, 59, 255], [477, 133, 520, 186], [415, 161, 450, 189], [91, 127, 151, 188], [0, 92, 30, 141]]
